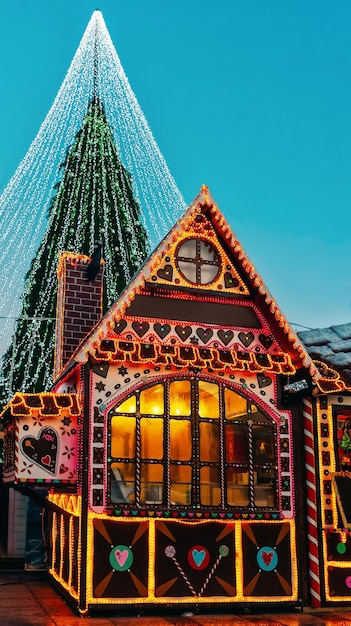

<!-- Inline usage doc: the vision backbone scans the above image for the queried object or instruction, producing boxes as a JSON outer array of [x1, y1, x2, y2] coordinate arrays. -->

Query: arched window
[[108, 379, 278, 510]]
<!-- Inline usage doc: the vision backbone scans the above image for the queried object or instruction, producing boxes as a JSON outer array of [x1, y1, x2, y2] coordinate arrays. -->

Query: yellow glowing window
[[200, 422, 219, 462], [170, 419, 192, 460], [141, 463, 163, 502], [140, 417, 164, 459], [111, 416, 136, 458], [170, 465, 191, 505], [170, 380, 191, 416], [224, 388, 247, 419], [112, 394, 136, 414], [199, 381, 219, 418], [200, 466, 220, 506], [140, 384, 164, 415]]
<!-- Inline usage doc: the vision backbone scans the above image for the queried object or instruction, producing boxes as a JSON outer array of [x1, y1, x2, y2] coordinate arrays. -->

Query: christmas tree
[[0, 96, 149, 402]]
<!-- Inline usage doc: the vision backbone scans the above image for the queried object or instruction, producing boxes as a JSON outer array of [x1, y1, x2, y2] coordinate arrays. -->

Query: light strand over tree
[[0, 10, 185, 353], [0, 96, 149, 402]]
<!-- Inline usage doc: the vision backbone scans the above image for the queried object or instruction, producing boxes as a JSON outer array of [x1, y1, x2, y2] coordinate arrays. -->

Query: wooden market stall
[[2, 186, 319, 614]]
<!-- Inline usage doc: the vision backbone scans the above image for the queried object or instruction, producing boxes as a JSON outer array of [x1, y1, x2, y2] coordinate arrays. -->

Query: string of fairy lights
[[0, 10, 186, 374]]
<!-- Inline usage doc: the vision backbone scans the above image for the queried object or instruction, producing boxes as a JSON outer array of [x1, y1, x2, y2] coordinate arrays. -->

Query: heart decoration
[[192, 549, 206, 568], [257, 373, 272, 388], [258, 334, 273, 349], [175, 325, 192, 341], [262, 551, 273, 567], [92, 361, 109, 378], [114, 319, 127, 334], [238, 331, 254, 348], [224, 272, 239, 289], [154, 323, 171, 339], [196, 328, 213, 344], [132, 320, 150, 337], [21, 427, 58, 475], [115, 549, 129, 568], [217, 329, 234, 346], [157, 264, 173, 282], [188, 545, 210, 570], [59, 463, 68, 474]]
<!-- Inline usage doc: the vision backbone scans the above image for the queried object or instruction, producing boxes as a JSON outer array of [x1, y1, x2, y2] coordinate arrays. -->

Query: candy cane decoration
[[165, 546, 197, 597], [303, 397, 321, 607], [199, 545, 229, 596]]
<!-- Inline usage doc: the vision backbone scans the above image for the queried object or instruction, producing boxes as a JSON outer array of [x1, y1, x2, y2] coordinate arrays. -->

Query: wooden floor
[[1, 573, 351, 626]]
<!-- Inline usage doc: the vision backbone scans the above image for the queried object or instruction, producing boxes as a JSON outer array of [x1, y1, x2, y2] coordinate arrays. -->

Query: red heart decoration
[[262, 551, 273, 567]]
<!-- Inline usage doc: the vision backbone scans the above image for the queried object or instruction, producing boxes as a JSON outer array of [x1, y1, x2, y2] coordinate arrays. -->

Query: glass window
[[225, 388, 247, 419], [112, 395, 136, 414], [170, 380, 191, 416], [199, 381, 219, 418], [141, 463, 163, 503], [111, 462, 134, 504], [140, 417, 163, 459], [170, 419, 191, 460], [108, 379, 278, 511], [170, 465, 191, 505], [335, 409, 351, 471], [140, 384, 164, 414], [200, 422, 219, 462], [111, 416, 135, 458], [200, 466, 220, 506]]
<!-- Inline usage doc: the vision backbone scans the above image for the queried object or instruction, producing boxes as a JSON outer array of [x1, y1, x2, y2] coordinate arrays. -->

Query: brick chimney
[[54, 252, 104, 378]]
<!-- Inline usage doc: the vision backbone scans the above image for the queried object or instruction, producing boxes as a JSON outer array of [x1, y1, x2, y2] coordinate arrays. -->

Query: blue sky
[[1, 1, 351, 330]]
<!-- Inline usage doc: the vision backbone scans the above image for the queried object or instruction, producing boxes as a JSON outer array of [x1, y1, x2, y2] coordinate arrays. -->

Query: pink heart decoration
[[115, 549, 128, 568]]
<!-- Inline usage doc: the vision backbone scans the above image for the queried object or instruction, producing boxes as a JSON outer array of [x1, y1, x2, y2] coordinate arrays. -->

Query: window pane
[[111, 462, 134, 503], [249, 404, 271, 423], [178, 260, 196, 283], [255, 468, 277, 507], [141, 464, 163, 503], [177, 239, 196, 259], [224, 389, 247, 419], [225, 423, 247, 463], [199, 381, 219, 418], [200, 422, 219, 462], [170, 465, 191, 505], [200, 240, 219, 262], [335, 410, 351, 471], [227, 469, 249, 506], [170, 380, 191, 416], [201, 263, 219, 284], [170, 419, 192, 460], [112, 395, 136, 414], [140, 384, 164, 415], [140, 417, 163, 459], [111, 416, 135, 458], [253, 425, 276, 463], [200, 466, 220, 506]]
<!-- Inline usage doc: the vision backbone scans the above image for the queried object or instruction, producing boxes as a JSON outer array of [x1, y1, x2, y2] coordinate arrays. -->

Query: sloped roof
[[298, 323, 351, 392], [56, 185, 319, 382]]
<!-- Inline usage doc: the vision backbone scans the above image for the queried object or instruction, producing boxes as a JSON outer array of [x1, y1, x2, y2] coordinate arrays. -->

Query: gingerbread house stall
[[2, 186, 319, 614], [296, 324, 351, 607]]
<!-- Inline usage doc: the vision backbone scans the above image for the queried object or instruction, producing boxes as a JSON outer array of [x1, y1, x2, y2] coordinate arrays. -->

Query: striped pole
[[303, 397, 321, 607]]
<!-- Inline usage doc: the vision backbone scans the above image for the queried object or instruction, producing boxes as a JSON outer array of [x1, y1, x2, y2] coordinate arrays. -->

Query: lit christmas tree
[[0, 96, 149, 402]]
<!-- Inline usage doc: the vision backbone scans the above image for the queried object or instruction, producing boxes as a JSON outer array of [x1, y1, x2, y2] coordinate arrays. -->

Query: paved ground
[[1, 572, 351, 626]]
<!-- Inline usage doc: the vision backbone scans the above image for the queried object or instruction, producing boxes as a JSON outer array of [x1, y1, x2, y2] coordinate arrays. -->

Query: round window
[[175, 238, 221, 285]]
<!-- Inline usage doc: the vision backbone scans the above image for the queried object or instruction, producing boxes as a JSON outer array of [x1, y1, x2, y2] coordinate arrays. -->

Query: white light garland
[[0, 10, 186, 362]]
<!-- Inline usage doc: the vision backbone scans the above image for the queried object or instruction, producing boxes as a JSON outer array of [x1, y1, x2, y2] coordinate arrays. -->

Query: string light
[[0, 10, 186, 387]]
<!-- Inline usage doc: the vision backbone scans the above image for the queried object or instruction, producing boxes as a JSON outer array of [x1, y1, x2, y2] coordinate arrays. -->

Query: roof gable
[[58, 186, 318, 380]]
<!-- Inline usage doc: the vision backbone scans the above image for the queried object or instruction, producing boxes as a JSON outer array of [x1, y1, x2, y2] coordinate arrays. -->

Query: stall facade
[[2, 187, 320, 614]]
